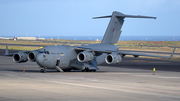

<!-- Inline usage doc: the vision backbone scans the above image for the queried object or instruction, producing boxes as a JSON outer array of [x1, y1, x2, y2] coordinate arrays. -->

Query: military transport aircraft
[[5, 11, 176, 73]]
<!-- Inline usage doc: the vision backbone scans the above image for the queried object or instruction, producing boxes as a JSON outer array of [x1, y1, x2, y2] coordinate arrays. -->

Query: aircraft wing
[[118, 50, 175, 59], [4, 46, 40, 56], [75, 46, 176, 59], [4, 50, 39, 56]]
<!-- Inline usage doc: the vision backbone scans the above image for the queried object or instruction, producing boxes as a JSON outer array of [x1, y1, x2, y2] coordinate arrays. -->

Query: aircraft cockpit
[[38, 49, 50, 54]]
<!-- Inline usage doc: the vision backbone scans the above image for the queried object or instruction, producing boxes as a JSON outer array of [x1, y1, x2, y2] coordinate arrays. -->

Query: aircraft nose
[[36, 53, 43, 67]]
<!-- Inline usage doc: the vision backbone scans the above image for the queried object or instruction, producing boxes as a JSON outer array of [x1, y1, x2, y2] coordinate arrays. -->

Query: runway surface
[[0, 49, 180, 101]]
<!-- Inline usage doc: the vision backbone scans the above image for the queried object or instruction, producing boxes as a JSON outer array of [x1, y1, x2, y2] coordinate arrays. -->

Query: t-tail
[[93, 11, 156, 44]]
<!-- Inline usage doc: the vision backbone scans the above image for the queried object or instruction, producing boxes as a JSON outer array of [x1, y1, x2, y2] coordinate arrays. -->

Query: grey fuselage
[[36, 43, 119, 70]]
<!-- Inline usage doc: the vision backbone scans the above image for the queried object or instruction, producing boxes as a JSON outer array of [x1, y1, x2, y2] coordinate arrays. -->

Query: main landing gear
[[82, 68, 96, 72], [63, 69, 71, 72]]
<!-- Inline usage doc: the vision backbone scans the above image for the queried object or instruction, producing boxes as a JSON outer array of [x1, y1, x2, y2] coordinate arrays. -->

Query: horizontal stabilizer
[[93, 15, 112, 19], [94, 11, 157, 44], [118, 15, 156, 19], [93, 11, 156, 19]]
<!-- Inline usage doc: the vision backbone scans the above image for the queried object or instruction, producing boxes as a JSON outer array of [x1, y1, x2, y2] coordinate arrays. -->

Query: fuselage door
[[56, 60, 60, 66]]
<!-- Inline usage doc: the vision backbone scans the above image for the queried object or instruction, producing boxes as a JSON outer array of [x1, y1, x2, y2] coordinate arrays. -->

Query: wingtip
[[5, 45, 9, 56], [169, 47, 176, 58]]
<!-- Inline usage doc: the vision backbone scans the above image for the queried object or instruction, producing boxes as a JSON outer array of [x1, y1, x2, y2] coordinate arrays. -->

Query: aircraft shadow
[[100, 64, 180, 72]]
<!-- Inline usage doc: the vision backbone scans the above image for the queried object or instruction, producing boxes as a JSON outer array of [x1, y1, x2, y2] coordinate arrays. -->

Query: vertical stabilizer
[[93, 11, 156, 44], [102, 12, 124, 44]]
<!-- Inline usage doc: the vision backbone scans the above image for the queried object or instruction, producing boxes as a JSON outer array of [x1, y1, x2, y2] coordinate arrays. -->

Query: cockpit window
[[45, 51, 50, 54], [38, 50, 44, 53], [38, 49, 50, 54]]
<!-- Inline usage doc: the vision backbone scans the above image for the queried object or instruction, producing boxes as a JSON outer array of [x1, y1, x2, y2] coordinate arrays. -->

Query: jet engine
[[13, 53, 28, 63], [28, 52, 37, 62], [105, 54, 122, 64], [77, 51, 94, 62]]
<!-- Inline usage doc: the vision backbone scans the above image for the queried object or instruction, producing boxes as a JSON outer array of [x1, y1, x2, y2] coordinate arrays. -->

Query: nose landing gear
[[40, 69, 46, 73]]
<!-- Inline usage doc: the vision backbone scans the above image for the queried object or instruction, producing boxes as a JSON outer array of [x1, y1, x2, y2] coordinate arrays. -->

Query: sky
[[0, 0, 180, 37]]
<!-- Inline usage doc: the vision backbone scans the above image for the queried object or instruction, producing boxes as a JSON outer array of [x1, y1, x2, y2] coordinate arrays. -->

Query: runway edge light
[[23, 67, 25, 74]]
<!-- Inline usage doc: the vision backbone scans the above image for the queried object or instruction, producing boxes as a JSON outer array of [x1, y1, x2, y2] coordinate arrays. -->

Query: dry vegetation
[[0, 45, 39, 51], [115, 41, 180, 52], [0, 39, 179, 53]]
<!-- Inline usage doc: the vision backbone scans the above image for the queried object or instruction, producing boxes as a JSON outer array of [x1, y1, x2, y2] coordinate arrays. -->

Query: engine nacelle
[[28, 52, 37, 62], [77, 51, 94, 62], [13, 53, 28, 63], [105, 54, 122, 64]]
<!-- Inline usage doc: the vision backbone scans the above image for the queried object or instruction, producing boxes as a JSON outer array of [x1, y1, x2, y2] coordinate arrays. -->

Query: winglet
[[168, 48, 176, 58], [5, 45, 9, 55]]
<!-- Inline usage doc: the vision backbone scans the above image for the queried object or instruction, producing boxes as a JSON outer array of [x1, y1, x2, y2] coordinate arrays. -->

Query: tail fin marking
[[93, 11, 156, 44]]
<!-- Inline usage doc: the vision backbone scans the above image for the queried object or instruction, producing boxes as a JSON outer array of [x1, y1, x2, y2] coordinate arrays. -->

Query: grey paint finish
[[5, 11, 176, 72], [36, 45, 77, 69], [101, 12, 124, 44], [94, 11, 156, 44]]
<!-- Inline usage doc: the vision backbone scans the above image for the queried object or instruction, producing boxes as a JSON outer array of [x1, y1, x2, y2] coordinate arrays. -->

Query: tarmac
[[0, 49, 180, 101]]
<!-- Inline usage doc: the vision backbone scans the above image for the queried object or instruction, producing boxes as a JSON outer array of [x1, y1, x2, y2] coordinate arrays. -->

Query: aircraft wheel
[[63, 69, 71, 72], [40, 69, 43, 73], [83, 67, 88, 72], [40, 69, 46, 73], [88, 70, 96, 72]]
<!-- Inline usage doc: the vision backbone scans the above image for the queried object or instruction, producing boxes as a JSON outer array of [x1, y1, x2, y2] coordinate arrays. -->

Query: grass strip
[[0, 45, 40, 51]]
